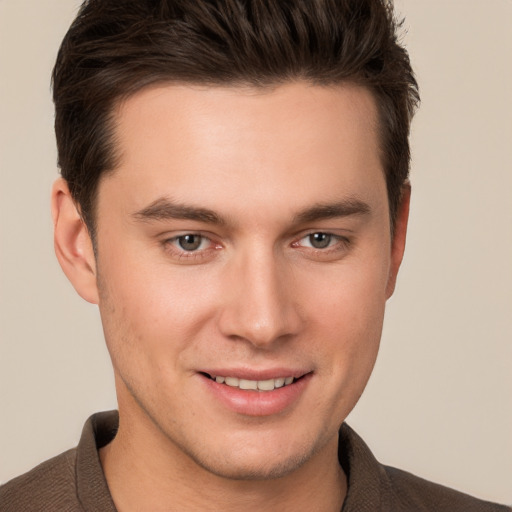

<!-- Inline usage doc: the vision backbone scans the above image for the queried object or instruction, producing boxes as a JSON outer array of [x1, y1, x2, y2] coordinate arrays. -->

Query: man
[[0, 0, 510, 511]]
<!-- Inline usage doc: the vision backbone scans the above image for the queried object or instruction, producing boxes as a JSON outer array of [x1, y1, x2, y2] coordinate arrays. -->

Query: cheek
[[308, 287, 385, 420], [302, 253, 389, 378], [96, 253, 220, 360], [313, 288, 385, 374], [304, 250, 389, 330]]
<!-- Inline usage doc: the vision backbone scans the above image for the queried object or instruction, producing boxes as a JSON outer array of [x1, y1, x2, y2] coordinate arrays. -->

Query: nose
[[217, 248, 303, 348]]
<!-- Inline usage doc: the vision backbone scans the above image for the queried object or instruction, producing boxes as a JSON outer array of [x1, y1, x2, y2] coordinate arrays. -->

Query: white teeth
[[257, 379, 275, 391], [274, 378, 285, 388], [239, 379, 258, 390], [225, 377, 239, 387], [212, 375, 296, 391]]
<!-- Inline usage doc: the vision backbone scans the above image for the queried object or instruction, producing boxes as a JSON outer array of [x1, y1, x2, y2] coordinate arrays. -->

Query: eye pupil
[[309, 232, 331, 249], [178, 235, 202, 251]]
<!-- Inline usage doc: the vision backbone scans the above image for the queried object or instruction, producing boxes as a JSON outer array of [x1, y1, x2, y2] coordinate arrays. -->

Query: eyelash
[[292, 233, 349, 251], [162, 231, 351, 261], [164, 234, 221, 260]]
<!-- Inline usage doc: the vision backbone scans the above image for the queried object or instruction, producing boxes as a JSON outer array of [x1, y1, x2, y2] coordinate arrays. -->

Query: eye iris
[[309, 233, 331, 249], [178, 235, 202, 251]]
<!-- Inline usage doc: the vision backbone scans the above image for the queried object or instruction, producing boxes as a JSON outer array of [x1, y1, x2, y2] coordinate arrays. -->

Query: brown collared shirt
[[1, 411, 510, 511]]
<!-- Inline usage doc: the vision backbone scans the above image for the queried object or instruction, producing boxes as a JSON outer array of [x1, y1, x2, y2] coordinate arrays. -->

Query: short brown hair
[[52, 0, 419, 237]]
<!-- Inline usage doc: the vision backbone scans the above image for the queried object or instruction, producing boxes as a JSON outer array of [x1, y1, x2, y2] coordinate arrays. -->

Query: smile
[[201, 371, 312, 416], [207, 375, 296, 391]]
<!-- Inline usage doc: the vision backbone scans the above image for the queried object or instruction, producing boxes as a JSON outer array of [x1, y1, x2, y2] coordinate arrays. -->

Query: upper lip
[[199, 368, 311, 380]]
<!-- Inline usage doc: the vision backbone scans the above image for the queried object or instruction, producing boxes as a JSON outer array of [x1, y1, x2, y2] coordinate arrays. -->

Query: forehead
[[113, 81, 380, 158], [100, 82, 386, 223]]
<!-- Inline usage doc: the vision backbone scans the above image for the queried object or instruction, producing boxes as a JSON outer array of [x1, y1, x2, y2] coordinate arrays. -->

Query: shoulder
[[0, 448, 81, 512], [381, 464, 511, 512], [0, 411, 118, 512], [339, 423, 510, 512]]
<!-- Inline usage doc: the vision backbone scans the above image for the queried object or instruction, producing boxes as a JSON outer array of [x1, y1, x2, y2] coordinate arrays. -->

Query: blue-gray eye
[[177, 234, 203, 251], [309, 233, 332, 249]]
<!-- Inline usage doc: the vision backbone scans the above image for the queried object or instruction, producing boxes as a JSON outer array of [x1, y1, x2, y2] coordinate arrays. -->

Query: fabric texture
[[1, 410, 509, 511]]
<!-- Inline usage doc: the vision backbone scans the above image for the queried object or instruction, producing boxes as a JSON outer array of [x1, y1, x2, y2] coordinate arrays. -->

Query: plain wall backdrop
[[1, 0, 511, 504]]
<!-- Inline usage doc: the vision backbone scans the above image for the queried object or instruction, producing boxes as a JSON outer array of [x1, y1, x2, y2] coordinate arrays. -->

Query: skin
[[52, 81, 409, 511]]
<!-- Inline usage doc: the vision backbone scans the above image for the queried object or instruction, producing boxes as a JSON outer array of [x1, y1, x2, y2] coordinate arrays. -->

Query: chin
[[186, 447, 312, 482], [172, 424, 330, 482]]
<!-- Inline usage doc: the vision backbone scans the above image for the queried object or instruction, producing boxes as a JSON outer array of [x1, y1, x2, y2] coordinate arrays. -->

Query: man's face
[[92, 82, 405, 479]]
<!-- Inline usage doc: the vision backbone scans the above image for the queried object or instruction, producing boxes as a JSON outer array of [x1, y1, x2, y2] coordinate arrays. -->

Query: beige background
[[1, 0, 511, 504]]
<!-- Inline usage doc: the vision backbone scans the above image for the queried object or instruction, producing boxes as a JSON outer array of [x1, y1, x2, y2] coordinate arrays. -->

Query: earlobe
[[51, 178, 99, 304], [386, 183, 411, 299]]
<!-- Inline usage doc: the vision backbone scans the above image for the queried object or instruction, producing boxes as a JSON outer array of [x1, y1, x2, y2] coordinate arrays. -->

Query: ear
[[386, 183, 411, 299], [51, 178, 99, 304]]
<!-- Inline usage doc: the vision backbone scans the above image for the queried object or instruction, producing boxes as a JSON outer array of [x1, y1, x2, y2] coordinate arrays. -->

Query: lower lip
[[200, 374, 312, 417]]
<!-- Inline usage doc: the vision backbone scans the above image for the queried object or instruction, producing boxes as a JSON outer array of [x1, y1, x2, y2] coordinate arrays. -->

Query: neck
[[100, 409, 347, 512]]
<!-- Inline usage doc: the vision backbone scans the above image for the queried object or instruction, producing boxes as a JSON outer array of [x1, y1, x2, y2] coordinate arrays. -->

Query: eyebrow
[[132, 197, 371, 226], [132, 198, 226, 225], [293, 199, 371, 224]]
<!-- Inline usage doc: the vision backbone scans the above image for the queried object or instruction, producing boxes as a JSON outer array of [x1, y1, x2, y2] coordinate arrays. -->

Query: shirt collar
[[76, 411, 386, 512]]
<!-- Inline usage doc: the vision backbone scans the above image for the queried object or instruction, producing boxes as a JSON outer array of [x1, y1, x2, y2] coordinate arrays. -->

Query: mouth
[[199, 370, 312, 416], [202, 373, 300, 392]]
